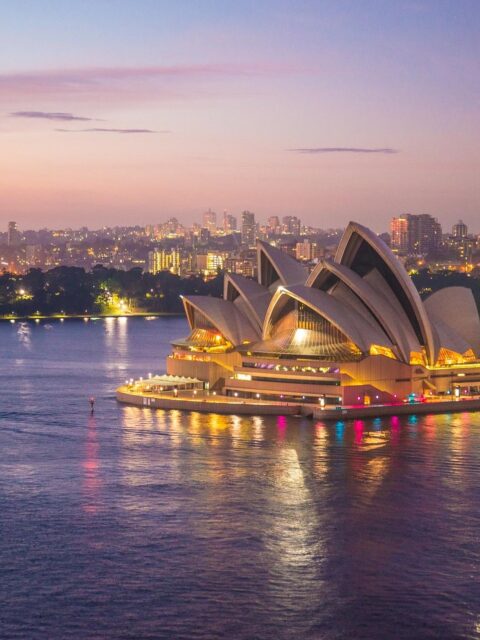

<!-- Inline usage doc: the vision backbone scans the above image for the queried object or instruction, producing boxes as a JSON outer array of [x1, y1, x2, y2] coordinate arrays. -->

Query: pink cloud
[[0, 63, 286, 105]]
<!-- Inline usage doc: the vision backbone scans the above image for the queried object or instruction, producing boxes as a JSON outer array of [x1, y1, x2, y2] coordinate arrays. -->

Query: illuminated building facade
[[202, 209, 217, 232], [390, 216, 409, 253], [452, 220, 468, 238], [147, 249, 181, 275], [7, 221, 21, 247], [195, 251, 228, 276], [282, 215, 301, 236], [223, 211, 237, 233], [391, 213, 442, 255], [295, 240, 322, 262], [241, 211, 256, 247], [267, 216, 280, 234], [166, 222, 480, 407]]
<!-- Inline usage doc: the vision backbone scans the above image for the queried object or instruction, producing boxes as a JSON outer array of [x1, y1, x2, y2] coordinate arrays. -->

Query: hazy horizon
[[1, 1, 479, 231]]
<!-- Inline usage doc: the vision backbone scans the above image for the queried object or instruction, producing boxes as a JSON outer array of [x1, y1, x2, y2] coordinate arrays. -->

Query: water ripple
[[1, 319, 480, 639]]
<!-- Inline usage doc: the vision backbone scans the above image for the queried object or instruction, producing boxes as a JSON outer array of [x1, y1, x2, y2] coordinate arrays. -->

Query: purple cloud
[[290, 147, 399, 154], [56, 127, 164, 134], [10, 110, 94, 121]]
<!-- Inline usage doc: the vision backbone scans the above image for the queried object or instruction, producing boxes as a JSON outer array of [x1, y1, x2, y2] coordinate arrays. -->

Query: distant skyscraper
[[241, 211, 256, 247], [282, 215, 301, 236], [199, 227, 211, 245], [390, 214, 442, 255], [267, 216, 280, 234], [223, 211, 237, 233], [452, 220, 468, 238], [390, 216, 410, 253], [202, 209, 217, 232], [415, 214, 442, 255], [164, 217, 181, 235], [7, 221, 21, 247]]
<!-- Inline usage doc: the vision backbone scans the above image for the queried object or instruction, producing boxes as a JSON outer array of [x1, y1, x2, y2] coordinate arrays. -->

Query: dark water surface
[[1, 317, 480, 640]]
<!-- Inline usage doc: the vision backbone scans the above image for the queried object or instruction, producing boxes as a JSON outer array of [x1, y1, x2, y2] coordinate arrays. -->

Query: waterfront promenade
[[116, 382, 480, 420], [312, 397, 480, 420], [116, 385, 300, 416]]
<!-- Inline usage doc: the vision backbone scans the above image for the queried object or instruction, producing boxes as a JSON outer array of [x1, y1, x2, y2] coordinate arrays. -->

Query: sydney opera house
[[166, 222, 480, 408]]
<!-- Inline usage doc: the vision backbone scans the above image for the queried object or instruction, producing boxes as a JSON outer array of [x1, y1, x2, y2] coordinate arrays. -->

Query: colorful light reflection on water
[[1, 317, 480, 639]]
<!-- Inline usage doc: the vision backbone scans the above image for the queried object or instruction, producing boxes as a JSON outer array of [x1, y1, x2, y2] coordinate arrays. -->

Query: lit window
[[369, 345, 397, 360]]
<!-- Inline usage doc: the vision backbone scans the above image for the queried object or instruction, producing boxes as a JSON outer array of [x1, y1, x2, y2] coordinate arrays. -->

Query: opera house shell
[[167, 222, 480, 407]]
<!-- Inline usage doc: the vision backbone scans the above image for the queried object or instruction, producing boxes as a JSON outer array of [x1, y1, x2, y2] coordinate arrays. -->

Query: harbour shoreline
[[0, 312, 184, 322], [116, 385, 480, 421]]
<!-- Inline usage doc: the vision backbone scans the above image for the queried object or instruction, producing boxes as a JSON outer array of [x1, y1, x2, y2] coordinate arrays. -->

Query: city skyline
[[3, 211, 479, 236], [1, 1, 479, 230], [2, 209, 478, 278]]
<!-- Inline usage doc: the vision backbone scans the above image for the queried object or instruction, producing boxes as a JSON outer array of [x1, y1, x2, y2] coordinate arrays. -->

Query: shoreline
[[312, 398, 480, 421], [116, 385, 480, 421], [116, 386, 301, 416], [0, 312, 184, 321]]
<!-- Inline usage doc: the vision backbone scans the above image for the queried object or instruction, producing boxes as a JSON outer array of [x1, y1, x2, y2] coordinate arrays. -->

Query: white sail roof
[[425, 287, 480, 356], [263, 284, 393, 353], [257, 241, 307, 289], [335, 221, 439, 365], [223, 272, 272, 331], [307, 258, 421, 361], [182, 295, 260, 346]]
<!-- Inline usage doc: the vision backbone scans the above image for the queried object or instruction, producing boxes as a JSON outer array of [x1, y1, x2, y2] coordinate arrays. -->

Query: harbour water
[[1, 317, 480, 639]]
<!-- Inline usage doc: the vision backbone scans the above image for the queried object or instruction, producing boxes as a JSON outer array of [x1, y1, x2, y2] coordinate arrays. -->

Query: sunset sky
[[1, 0, 479, 231]]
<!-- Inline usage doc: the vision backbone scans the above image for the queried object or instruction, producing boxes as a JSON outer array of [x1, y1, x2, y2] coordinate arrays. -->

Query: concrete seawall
[[117, 387, 480, 421], [116, 388, 301, 416], [312, 398, 480, 421]]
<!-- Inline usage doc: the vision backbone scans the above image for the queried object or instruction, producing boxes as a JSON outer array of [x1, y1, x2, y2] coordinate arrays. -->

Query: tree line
[[1, 264, 478, 317], [0, 266, 223, 316]]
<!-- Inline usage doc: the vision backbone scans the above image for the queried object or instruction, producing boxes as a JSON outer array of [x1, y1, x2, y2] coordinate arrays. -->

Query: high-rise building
[[295, 240, 322, 262], [282, 216, 301, 236], [147, 249, 181, 275], [223, 211, 237, 233], [199, 227, 211, 245], [267, 216, 280, 234], [224, 256, 256, 278], [162, 217, 181, 236], [390, 216, 410, 253], [7, 221, 21, 247], [196, 251, 228, 276], [415, 214, 442, 255], [445, 220, 475, 264], [202, 209, 217, 232], [445, 236, 475, 264], [390, 214, 442, 255], [241, 211, 256, 247], [452, 220, 468, 238]]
